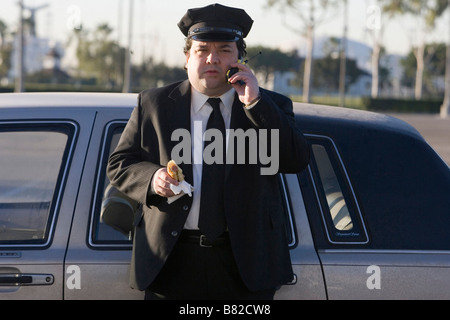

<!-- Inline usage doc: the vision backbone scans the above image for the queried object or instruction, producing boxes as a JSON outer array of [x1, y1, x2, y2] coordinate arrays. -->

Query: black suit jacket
[[107, 80, 310, 292]]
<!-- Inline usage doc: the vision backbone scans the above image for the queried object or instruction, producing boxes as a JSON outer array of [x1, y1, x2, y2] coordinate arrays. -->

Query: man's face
[[186, 40, 239, 97]]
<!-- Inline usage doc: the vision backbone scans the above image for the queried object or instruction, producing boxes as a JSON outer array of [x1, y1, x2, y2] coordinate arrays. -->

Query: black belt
[[179, 230, 230, 247]]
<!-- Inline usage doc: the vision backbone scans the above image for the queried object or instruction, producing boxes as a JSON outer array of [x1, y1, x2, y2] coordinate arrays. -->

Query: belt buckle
[[199, 235, 212, 248]]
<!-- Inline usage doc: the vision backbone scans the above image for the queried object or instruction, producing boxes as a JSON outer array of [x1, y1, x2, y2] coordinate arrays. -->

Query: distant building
[[8, 34, 65, 81]]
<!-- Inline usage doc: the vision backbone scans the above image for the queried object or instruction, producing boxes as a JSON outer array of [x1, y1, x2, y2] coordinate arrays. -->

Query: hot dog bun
[[167, 160, 184, 182]]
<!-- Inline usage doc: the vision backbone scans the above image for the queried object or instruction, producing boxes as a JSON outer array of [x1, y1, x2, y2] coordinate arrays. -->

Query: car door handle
[[0, 274, 54, 286]]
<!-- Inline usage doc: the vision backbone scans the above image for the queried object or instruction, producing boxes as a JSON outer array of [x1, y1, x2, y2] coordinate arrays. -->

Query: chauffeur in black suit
[[107, 3, 310, 300]]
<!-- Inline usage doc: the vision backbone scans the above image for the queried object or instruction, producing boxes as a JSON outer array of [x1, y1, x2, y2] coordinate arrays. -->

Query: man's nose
[[206, 51, 219, 64]]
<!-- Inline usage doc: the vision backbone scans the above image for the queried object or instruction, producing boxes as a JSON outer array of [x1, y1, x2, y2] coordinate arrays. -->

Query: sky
[[1, 0, 449, 67]]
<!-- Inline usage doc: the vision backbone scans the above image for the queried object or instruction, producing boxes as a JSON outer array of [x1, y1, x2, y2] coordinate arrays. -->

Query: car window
[[307, 135, 368, 244], [90, 122, 132, 246], [0, 123, 75, 245], [312, 144, 353, 231]]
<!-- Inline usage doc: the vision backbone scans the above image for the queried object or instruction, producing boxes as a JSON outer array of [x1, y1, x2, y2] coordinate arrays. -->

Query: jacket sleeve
[[107, 93, 163, 207], [244, 88, 310, 174]]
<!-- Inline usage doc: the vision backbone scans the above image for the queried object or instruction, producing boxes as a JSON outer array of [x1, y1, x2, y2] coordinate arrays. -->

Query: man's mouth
[[204, 69, 221, 75]]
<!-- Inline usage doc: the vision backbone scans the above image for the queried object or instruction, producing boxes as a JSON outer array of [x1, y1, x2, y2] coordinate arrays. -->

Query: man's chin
[[199, 81, 230, 96]]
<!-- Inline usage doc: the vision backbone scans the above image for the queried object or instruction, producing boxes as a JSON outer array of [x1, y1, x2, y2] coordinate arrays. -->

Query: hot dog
[[167, 160, 184, 182]]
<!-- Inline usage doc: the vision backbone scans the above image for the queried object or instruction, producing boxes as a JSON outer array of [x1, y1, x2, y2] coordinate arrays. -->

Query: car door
[[0, 108, 95, 299], [274, 173, 327, 300], [64, 107, 143, 300]]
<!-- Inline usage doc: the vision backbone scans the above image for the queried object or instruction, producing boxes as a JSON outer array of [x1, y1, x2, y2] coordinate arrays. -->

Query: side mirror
[[101, 184, 139, 236]]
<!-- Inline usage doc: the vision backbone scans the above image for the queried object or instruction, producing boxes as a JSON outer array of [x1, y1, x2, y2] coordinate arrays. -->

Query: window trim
[[0, 120, 78, 248], [279, 174, 297, 249], [88, 120, 132, 249], [305, 134, 369, 245]]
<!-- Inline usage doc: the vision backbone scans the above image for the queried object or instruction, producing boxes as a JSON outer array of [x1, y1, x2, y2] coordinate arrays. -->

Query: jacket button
[[183, 205, 189, 211], [171, 231, 178, 237]]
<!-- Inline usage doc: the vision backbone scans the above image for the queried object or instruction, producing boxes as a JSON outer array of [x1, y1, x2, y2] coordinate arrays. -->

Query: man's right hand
[[152, 168, 179, 198]]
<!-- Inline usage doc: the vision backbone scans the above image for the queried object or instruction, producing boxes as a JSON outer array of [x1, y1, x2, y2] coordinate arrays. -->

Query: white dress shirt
[[183, 87, 235, 230]]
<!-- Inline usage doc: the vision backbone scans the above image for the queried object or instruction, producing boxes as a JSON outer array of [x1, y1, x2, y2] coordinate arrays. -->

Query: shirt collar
[[191, 87, 235, 116]]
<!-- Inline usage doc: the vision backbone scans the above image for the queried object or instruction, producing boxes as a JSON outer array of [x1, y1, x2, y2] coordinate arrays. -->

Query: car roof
[[293, 102, 423, 141], [0, 92, 422, 140], [0, 92, 138, 108]]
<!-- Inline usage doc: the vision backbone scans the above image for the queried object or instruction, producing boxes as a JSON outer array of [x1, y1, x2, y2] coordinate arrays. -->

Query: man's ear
[[184, 53, 190, 70]]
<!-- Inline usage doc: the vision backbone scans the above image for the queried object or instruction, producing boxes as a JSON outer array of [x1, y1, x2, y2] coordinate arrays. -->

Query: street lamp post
[[15, 0, 24, 93], [441, 0, 450, 118], [122, 0, 133, 93], [339, 0, 348, 108]]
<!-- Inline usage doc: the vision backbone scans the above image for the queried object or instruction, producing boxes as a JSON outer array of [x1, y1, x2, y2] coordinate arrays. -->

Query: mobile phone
[[227, 67, 245, 85], [226, 52, 262, 86]]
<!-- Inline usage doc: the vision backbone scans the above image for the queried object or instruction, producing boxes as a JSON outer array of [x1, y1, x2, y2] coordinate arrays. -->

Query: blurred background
[[1, 0, 450, 117]]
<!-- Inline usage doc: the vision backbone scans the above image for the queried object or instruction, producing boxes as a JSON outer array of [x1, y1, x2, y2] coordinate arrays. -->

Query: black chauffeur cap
[[178, 3, 253, 42]]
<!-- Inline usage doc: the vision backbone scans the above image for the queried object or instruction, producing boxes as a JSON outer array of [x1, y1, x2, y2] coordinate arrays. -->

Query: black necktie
[[198, 98, 226, 241]]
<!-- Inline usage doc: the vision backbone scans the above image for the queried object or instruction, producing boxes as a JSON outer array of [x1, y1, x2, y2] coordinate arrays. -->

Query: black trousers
[[145, 231, 276, 300]]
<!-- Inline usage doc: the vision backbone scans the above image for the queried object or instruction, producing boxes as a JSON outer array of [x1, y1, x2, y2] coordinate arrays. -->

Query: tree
[[401, 42, 446, 98], [135, 57, 187, 89], [0, 19, 12, 80], [74, 23, 125, 88], [314, 37, 366, 92], [246, 46, 298, 84], [70, 22, 188, 91], [266, 0, 339, 103], [366, 1, 395, 98], [383, 0, 448, 100], [0, 19, 7, 51]]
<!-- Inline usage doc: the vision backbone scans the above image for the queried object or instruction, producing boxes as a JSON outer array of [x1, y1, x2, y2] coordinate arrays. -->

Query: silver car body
[[0, 92, 449, 300]]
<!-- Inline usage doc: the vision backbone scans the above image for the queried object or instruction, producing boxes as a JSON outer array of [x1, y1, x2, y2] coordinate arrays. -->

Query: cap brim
[[190, 33, 240, 42], [188, 26, 243, 42]]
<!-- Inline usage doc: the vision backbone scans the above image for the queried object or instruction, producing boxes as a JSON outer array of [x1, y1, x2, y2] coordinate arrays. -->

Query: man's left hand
[[228, 63, 260, 105]]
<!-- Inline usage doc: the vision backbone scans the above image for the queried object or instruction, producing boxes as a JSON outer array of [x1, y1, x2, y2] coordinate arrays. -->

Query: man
[[107, 3, 310, 300]]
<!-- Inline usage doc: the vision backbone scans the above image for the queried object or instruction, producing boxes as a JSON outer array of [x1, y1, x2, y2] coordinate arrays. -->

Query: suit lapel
[[167, 80, 193, 185]]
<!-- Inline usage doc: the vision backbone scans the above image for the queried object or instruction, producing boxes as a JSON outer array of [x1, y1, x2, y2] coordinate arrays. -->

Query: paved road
[[387, 113, 450, 166]]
